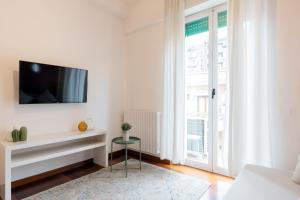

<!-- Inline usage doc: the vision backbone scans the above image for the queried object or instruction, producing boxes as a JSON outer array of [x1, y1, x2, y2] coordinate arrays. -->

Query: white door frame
[[212, 4, 229, 176], [184, 3, 228, 176]]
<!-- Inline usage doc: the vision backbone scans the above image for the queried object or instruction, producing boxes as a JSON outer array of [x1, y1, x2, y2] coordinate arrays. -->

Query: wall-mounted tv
[[19, 61, 88, 104]]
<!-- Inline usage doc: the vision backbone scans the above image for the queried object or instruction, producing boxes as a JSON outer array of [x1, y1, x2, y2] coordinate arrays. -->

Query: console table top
[[1, 130, 106, 150]]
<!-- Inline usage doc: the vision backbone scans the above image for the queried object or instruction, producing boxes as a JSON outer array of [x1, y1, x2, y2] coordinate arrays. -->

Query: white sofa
[[224, 165, 300, 200]]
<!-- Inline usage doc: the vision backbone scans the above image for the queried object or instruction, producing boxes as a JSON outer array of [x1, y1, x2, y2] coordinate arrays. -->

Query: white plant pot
[[6, 132, 13, 142], [123, 131, 129, 141]]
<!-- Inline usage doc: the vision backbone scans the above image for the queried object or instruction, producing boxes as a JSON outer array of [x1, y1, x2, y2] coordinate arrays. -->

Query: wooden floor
[[149, 161, 233, 200], [10, 156, 233, 200]]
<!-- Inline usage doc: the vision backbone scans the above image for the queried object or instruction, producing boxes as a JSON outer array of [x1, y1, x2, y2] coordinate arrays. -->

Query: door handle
[[212, 88, 216, 99]]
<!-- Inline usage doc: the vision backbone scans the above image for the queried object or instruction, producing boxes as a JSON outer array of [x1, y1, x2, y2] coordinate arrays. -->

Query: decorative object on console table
[[121, 123, 132, 142], [86, 118, 94, 131], [78, 121, 88, 132], [10, 126, 28, 142], [19, 126, 28, 141], [6, 130, 13, 142], [12, 129, 20, 142]]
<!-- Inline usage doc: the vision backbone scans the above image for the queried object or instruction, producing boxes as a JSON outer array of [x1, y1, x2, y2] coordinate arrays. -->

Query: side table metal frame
[[110, 136, 142, 177]]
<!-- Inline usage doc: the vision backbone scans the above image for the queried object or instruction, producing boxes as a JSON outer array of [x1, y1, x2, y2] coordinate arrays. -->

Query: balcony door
[[184, 5, 229, 175]]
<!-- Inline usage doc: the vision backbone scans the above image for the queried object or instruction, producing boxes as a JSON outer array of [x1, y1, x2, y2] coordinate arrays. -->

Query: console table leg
[[139, 140, 142, 171], [125, 144, 128, 177], [110, 141, 113, 172]]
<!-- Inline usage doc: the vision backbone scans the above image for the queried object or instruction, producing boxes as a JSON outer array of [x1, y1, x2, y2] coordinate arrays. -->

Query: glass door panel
[[215, 10, 228, 170], [185, 15, 211, 168]]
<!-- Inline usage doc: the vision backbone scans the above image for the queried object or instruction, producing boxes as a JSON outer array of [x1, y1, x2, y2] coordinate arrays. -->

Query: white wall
[[0, 0, 125, 154], [186, 0, 208, 8], [125, 0, 300, 171], [93, 0, 129, 18], [274, 0, 300, 171], [124, 0, 165, 112]]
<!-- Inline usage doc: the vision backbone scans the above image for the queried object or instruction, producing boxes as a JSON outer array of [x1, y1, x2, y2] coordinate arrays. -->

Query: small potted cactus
[[11, 126, 28, 142], [121, 123, 132, 141]]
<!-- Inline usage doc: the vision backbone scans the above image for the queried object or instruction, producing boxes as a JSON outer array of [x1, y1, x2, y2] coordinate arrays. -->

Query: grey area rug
[[25, 159, 210, 200]]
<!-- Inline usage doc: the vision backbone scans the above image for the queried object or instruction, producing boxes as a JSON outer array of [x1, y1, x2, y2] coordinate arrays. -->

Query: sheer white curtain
[[227, 0, 277, 176], [160, 0, 185, 164]]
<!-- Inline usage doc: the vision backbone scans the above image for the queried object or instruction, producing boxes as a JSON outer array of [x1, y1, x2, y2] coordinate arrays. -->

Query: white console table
[[0, 130, 107, 200]]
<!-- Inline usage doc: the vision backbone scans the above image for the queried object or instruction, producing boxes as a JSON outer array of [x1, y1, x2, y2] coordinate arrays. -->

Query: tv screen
[[19, 61, 88, 104]]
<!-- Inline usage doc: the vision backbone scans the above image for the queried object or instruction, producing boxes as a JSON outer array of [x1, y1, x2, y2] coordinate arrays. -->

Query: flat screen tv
[[19, 61, 88, 104]]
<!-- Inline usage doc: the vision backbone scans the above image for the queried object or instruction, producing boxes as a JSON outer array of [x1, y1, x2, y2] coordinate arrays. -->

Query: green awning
[[185, 11, 227, 37], [218, 11, 227, 28], [185, 17, 209, 37]]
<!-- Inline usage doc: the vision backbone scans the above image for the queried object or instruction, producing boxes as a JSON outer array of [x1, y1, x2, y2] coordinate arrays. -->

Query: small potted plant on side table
[[121, 123, 132, 142]]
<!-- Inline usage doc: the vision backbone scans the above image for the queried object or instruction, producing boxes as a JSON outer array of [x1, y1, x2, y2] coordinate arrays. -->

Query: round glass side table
[[110, 136, 141, 177]]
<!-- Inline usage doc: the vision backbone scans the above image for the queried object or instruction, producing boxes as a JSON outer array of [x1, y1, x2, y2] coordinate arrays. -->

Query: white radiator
[[124, 110, 161, 156]]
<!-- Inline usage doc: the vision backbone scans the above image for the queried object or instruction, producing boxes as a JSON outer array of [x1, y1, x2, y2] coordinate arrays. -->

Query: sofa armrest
[[224, 165, 300, 200]]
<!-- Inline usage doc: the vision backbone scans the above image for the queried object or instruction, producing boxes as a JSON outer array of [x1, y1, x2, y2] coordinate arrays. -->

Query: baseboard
[[127, 149, 171, 165], [109, 148, 170, 165], [108, 149, 125, 159], [12, 159, 94, 189]]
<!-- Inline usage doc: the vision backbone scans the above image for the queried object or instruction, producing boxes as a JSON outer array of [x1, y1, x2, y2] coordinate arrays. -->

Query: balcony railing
[[186, 118, 207, 155]]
